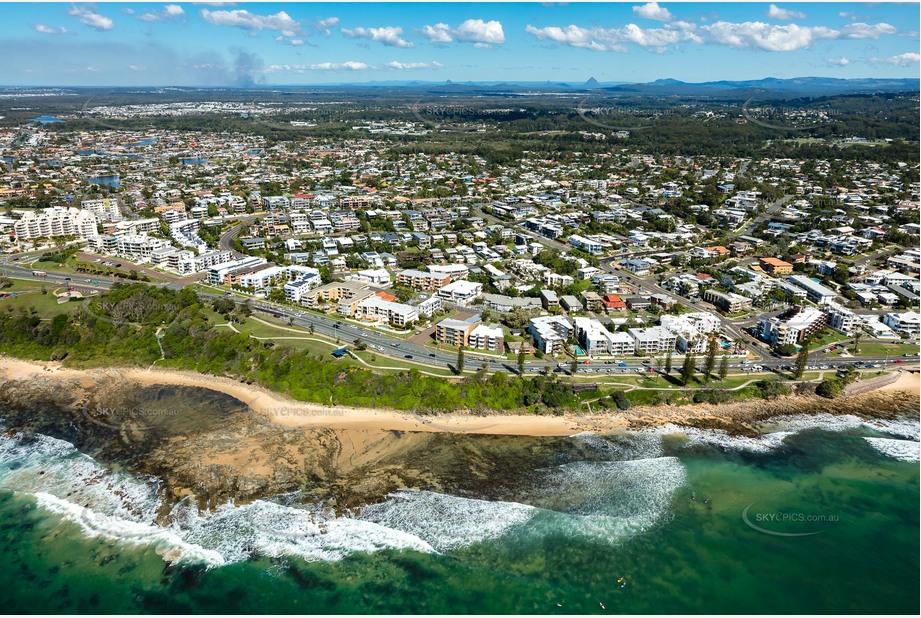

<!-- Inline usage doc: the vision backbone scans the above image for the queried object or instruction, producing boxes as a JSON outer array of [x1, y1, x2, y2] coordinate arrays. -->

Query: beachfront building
[[659, 312, 721, 353], [13, 207, 99, 241], [528, 315, 574, 354], [882, 311, 921, 338], [284, 273, 323, 303], [628, 326, 678, 355], [355, 294, 418, 327], [824, 301, 859, 335], [435, 316, 504, 351], [572, 317, 634, 355], [758, 306, 826, 346]]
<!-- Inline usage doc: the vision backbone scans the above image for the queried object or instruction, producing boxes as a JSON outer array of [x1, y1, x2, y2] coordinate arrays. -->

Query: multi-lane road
[[1, 256, 915, 378]]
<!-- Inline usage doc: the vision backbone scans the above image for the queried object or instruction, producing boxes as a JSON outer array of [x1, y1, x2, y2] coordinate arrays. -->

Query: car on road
[[84, 279, 91, 283], [404, 355, 413, 359], [429, 353, 436, 357], [618, 362, 628, 367], [64, 277, 71, 281]]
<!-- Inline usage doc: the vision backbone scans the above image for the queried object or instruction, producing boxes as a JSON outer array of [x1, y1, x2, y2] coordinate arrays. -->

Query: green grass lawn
[[0, 285, 84, 317], [830, 342, 918, 358]]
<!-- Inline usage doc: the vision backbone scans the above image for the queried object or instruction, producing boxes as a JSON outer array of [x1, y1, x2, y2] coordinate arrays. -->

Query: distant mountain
[[585, 77, 600, 88], [603, 76, 919, 97]]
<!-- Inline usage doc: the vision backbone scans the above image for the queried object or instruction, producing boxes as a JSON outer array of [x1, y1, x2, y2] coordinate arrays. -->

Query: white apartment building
[[176, 250, 234, 276], [346, 269, 392, 286], [13, 207, 99, 241], [883, 311, 921, 338], [437, 280, 483, 305], [758, 307, 826, 346], [824, 301, 859, 335], [110, 234, 172, 262], [628, 326, 678, 355], [528, 315, 574, 354], [468, 323, 505, 352], [572, 317, 634, 355], [284, 274, 323, 303], [355, 295, 419, 326], [207, 256, 268, 284], [415, 295, 443, 318], [169, 219, 208, 253], [659, 313, 721, 353], [81, 198, 121, 222]]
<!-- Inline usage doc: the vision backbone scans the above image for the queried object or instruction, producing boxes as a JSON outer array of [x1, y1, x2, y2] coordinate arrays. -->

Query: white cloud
[[526, 22, 698, 52], [341, 26, 413, 48], [266, 61, 371, 73], [825, 56, 850, 67], [314, 17, 339, 35], [526, 17, 899, 54], [633, 3, 672, 22], [128, 64, 146, 72], [702, 21, 821, 51], [420, 19, 505, 46], [68, 6, 115, 31], [139, 5, 185, 22], [200, 9, 300, 37], [840, 22, 897, 39], [456, 19, 505, 44], [767, 5, 807, 21], [870, 52, 921, 66], [35, 24, 67, 35], [525, 24, 616, 51], [420, 23, 453, 43], [387, 60, 443, 70]]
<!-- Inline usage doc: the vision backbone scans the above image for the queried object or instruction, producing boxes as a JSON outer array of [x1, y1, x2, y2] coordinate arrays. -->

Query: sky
[[2, 2, 919, 86]]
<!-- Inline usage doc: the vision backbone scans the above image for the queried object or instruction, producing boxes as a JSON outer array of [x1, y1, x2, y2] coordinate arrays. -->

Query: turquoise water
[[0, 419, 917, 614], [86, 175, 121, 188]]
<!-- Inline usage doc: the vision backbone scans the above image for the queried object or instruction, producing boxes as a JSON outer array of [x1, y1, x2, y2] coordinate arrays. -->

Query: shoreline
[[1, 356, 919, 437]]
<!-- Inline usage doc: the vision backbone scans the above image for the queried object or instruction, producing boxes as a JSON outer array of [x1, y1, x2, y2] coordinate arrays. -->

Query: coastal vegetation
[[0, 284, 900, 413]]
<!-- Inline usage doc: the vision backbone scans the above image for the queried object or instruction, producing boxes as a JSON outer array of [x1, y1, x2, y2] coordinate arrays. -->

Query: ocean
[[0, 391, 918, 614]]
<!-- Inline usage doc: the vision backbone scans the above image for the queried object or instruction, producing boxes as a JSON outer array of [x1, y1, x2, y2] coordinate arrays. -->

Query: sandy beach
[[2, 355, 919, 437]]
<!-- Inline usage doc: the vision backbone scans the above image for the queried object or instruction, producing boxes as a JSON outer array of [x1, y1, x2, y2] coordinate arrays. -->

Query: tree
[[704, 336, 718, 382], [680, 352, 695, 386], [664, 352, 673, 374], [852, 331, 862, 353], [794, 342, 809, 379], [517, 347, 526, 376], [815, 378, 843, 399], [610, 391, 631, 410], [571, 357, 579, 375], [719, 353, 729, 380], [455, 345, 465, 375]]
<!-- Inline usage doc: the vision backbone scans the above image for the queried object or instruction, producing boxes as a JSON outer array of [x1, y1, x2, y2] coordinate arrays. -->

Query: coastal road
[[0, 260, 914, 377]]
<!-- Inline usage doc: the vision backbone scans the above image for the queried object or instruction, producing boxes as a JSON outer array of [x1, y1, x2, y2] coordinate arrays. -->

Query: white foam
[[33, 492, 226, 566], [172, 499, 435, 563], [643, 424, 794, 453], [573, 431, 664, 460], [358, 490, 536, 552], [864, 438, 921, 463], [522, 457, 686, 544]]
